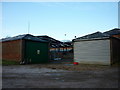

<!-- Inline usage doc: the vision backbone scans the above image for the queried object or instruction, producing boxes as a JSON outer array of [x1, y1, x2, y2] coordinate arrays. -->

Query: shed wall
[[112, 34, 120, 38], [111, 38, 120, 64], [24, 40, 49, 63], [74, 39, 110, 65], [2, 40, 22, 61], [0, 43, 2, 60]]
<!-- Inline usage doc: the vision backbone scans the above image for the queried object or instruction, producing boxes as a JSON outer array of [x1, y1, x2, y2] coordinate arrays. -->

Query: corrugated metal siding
[[74, 39, 110, 65]]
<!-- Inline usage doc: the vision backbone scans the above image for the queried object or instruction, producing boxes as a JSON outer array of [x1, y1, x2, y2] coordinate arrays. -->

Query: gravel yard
[[2, 64, 119, 88]]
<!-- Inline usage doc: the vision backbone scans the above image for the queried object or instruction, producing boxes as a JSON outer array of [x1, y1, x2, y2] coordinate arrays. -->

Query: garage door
[[74, 39, 110, 65]]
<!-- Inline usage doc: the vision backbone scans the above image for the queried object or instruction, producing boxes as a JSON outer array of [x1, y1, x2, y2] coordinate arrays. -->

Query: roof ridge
[[0, 34, 48, 42]]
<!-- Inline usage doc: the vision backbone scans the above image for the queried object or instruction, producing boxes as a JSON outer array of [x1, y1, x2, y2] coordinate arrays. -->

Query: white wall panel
[[74, 39, 110, 65]]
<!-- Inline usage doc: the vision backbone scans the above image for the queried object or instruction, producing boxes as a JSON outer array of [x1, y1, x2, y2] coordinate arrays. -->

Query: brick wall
[[2, 40, 22, 62], [112, 34, 120, 38]]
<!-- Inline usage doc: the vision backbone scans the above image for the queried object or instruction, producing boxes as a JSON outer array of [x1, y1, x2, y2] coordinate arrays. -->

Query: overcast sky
[[2, 2, 118, 41]]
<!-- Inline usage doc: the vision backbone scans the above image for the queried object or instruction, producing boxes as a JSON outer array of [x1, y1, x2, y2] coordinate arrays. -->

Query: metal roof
[[73, 28, 120, 42], [37, 35, 72, 48], [37, 35, 61, 43], [0, 34, 48, 42], [73, 37, 110, 42], [74, 31, 109, 40], [103, 28, 120, 36]]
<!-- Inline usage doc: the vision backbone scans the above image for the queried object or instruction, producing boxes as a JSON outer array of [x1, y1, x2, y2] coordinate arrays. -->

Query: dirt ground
[[2, 63, 119, 88]]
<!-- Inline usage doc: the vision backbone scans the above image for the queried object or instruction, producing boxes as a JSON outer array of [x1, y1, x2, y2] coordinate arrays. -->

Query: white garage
[[73, 37, 120, 65]]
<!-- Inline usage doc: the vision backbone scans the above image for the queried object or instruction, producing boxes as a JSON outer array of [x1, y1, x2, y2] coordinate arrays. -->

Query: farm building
[[37, 35, 73, 52], [37, 35, 73, 60], [1, 34, 49, 64], [73, 28, 120, 65]]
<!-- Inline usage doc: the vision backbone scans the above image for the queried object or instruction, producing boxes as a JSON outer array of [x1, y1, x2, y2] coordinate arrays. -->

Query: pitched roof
[[75, 31, 109, 40], [37, 35, 61, 43], [37, 35, 72, 48], [73, 28, 120, 41], [37, 35, 65, 48], [103, 28, 120, 36], [0, 34, 48, 42]]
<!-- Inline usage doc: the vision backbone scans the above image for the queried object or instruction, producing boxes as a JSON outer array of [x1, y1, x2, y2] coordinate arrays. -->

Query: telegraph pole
[[28, 21, 30, 34]]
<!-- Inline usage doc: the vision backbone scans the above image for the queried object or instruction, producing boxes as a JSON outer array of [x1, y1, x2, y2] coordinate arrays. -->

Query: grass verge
[[2, 60, 19, 65]]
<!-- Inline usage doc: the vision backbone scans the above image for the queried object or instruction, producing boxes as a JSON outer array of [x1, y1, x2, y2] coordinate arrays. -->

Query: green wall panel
[[25, 40, 49, 63]]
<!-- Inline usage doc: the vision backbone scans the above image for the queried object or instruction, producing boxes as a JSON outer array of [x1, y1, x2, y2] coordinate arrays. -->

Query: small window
[[37, 50, 40, 54]]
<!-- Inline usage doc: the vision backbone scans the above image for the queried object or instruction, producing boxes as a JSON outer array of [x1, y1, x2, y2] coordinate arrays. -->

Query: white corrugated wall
[[74, 39, 111, 65]]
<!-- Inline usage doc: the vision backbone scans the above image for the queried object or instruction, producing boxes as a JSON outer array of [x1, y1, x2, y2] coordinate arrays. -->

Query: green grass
[[2, 60, 19, 65]]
